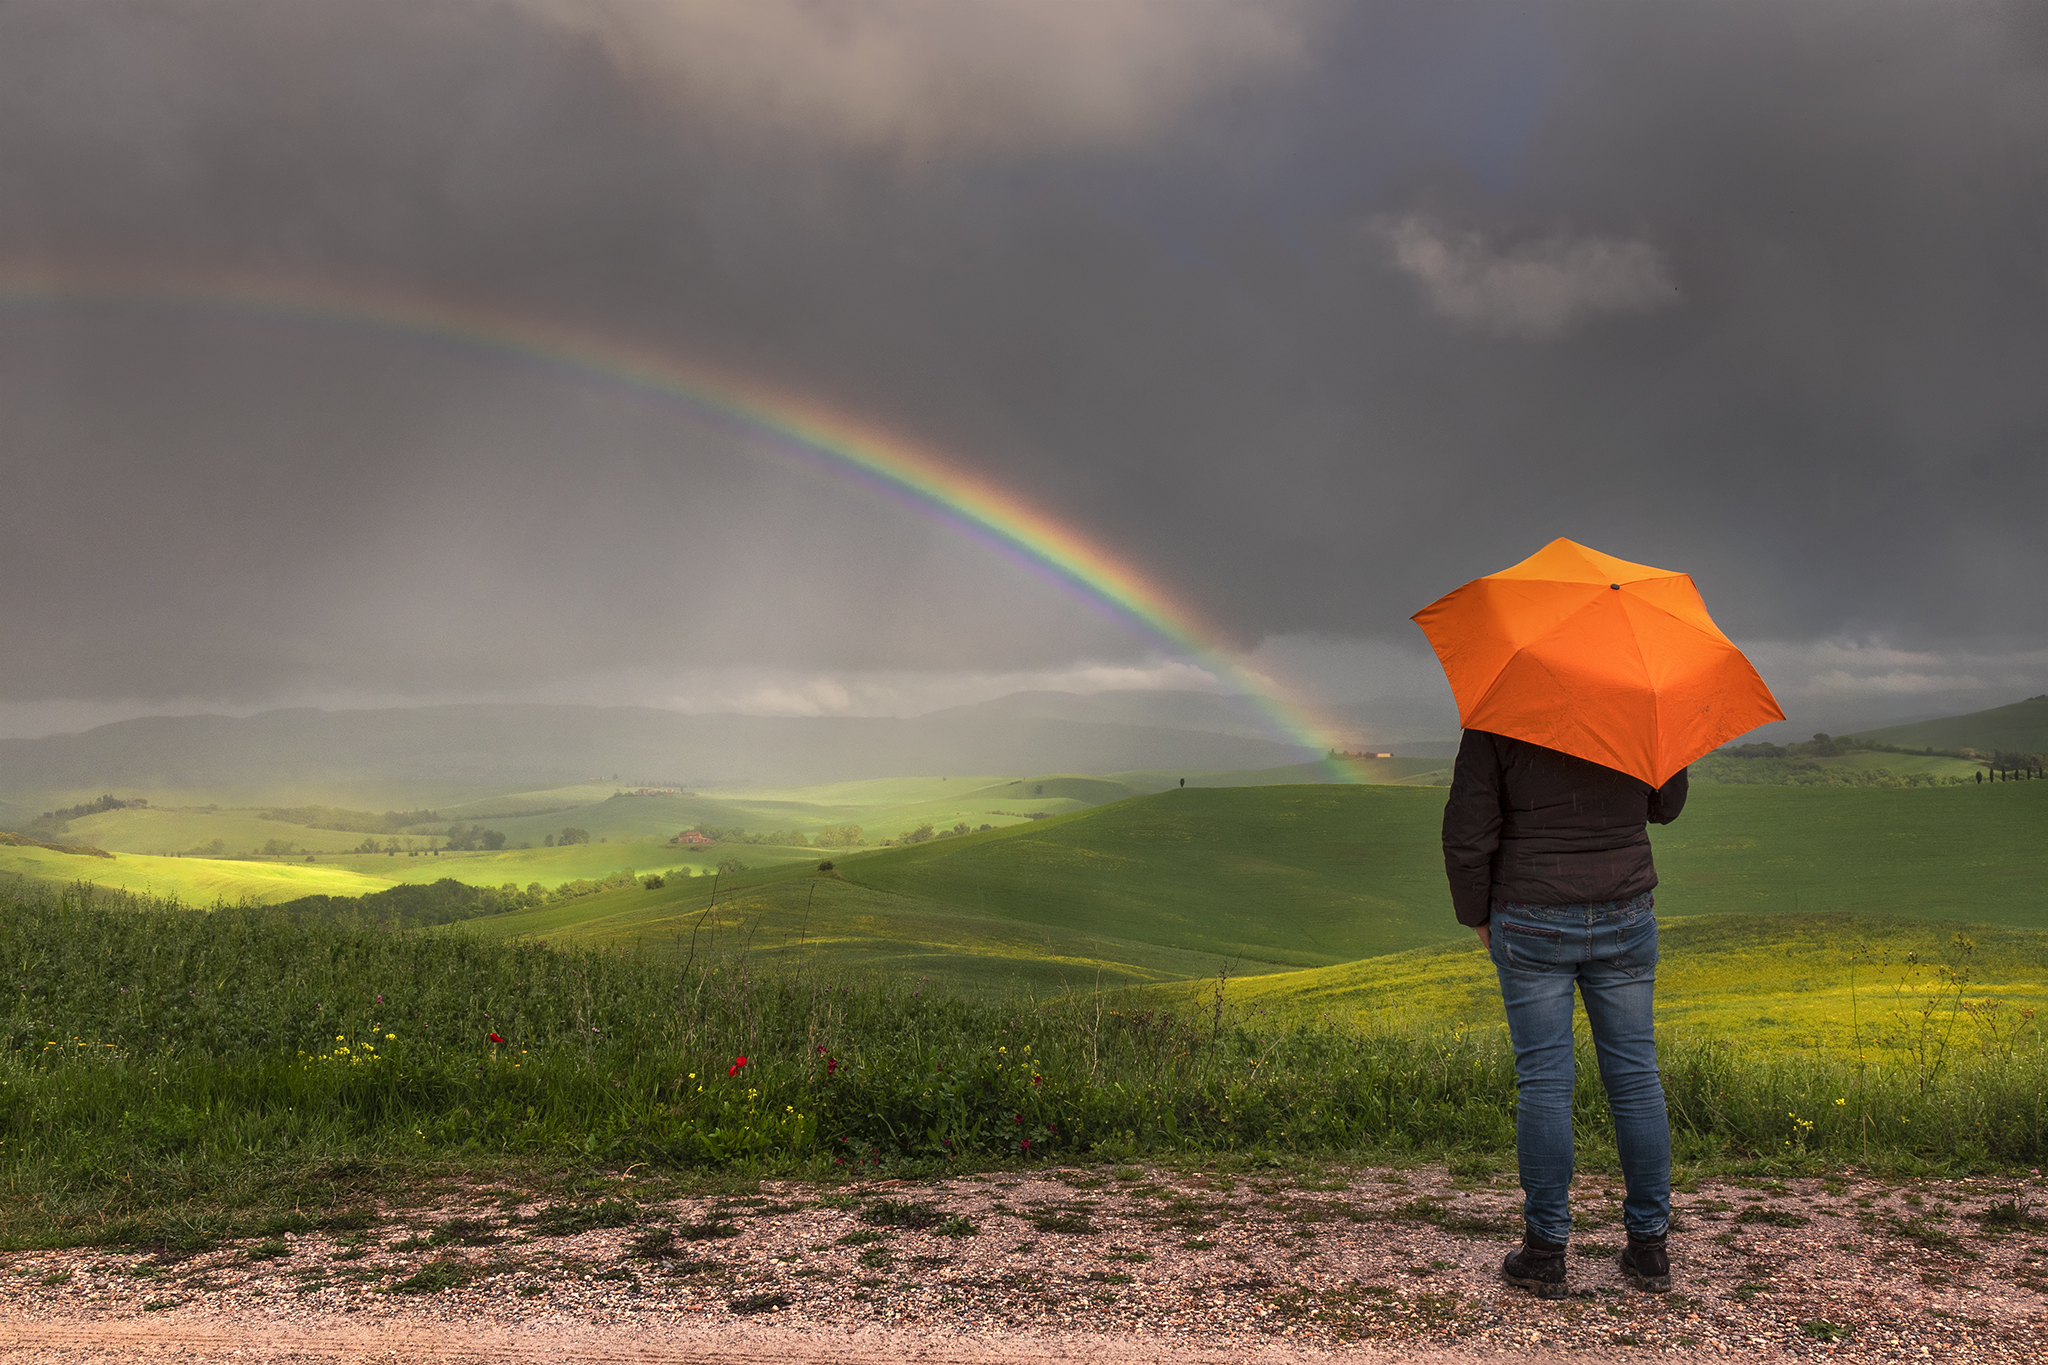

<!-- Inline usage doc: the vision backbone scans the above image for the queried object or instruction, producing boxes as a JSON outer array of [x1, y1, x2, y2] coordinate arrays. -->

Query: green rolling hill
[[14, 775, 2045, 1052], [837, 785, 1451, 967], [440, 780, 2048, 998], [1850, 693, 2048, 754]]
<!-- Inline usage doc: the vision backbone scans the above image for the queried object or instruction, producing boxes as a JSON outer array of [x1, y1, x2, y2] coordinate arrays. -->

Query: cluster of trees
[[348, 835, 446, 855], [37, 794, 144, 822], [881, 821, 989, 846], [345, 825, 507, 853], [689, 824, 813, 847], [545, 827, 591, 846], [277, 867, 697, 928], [262, 805, 447, 834], [278, 877, 536, 928], [813, 824, 865, 846], [1987, 750, 2044, 779], [28, 794, 144, 837], [1722, 733, 1855, 760], [1693, 755, 1969, 789]]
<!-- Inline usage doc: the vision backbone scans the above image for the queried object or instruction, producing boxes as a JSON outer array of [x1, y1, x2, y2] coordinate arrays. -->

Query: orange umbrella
[[1411, 538, 1783, 786]]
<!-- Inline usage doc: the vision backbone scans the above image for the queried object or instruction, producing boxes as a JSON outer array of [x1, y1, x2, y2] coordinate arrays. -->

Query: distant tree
[[480, 829, 506, 850], [898, 823, 936, 845], [815, 824, 864, 846], [559, 827, 591, 845], [353, 836, 380, 854], [641, 874, 665, 889], [544, 834, 555, 847], [1033, 784, 1044, 797], [716, 857, 748, 877], [261, 838, 296, 856], [951, 822, 970, 836]]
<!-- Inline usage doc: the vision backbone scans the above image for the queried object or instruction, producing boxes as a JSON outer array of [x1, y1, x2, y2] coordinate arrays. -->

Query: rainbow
[[0, 263, 1346, 763]]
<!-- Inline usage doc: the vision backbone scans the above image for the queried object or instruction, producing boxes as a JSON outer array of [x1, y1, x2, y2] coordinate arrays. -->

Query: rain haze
[[3, 0, 2046, 760]]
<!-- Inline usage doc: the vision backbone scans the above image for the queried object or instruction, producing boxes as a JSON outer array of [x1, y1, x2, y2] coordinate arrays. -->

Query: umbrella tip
[[1610, 583, 1620, 590]]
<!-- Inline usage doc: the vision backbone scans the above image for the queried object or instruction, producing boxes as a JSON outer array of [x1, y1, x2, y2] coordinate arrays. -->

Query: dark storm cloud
[[0, 0, 2044, 714]]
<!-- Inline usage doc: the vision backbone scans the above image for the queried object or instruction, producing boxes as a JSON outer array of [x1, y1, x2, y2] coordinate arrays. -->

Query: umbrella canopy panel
[[1412, 539, 1784, 786]]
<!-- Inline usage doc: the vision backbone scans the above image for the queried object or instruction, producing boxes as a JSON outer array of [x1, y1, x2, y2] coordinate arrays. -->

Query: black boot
[[1618, 1234, 1671, 1292], [1501, 1230, 1568, 1299]]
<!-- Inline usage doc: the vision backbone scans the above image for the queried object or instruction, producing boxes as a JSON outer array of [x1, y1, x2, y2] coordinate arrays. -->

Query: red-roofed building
[[671, 830, 714, 846]]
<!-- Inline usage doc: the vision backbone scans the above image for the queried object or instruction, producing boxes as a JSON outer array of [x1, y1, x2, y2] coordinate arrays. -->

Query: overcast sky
[[2, 0, 2045, 741]]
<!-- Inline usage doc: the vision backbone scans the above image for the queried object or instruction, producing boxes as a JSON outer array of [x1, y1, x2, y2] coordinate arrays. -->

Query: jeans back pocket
[[1599, 913, 1660, 976], [1499, 919, 1570, 969]]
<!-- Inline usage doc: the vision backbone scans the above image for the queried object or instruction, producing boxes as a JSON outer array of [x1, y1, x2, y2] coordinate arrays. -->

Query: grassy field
[[12, 778, 2045, 982], [1188, 914, 2048, 1054], [3, 881, 2043, 1250], [58, 805, 389, 856], [450, 784, 1458, 996], [1651, 780, 2047, 928], [1108, 756, 1454, 789], [0, 844, 391, 902], [435, 782, 2048, 1013]]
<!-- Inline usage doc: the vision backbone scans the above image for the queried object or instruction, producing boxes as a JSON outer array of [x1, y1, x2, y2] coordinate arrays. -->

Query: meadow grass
[[461, 781, 2048, 991], [1652, 779, 2048, 928], [1178, 914, 2048, 1056], [10, 781, 2045, 1005], [0, 846, 391, 903], [4, 882, 2045, 1247]]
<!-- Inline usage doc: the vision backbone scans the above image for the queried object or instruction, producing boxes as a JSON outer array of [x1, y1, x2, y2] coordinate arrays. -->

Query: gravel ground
[[3, 1164, 2045, 1362]]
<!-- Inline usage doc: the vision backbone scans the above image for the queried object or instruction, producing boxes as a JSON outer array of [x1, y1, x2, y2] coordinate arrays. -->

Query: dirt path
[[0, 1312, 1735, 1363], [4, 1163, 2043, 1362]]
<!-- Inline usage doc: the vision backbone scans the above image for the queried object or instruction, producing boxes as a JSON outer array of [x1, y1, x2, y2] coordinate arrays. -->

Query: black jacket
[[1441, 729, 1688, 927]]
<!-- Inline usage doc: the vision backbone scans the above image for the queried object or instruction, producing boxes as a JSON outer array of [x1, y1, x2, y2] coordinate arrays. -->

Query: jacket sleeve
[[1648, 766, 1689, 825], [1441, 730, 1504, 927]]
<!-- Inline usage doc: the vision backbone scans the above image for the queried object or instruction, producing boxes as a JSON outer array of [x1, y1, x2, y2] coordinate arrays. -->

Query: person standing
[[1442, 728, 1687, 1298]]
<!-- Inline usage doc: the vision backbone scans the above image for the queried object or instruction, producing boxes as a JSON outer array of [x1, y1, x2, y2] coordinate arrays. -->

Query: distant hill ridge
[[1849, 693, 2048, 755], [0, 701, 1316, 792]]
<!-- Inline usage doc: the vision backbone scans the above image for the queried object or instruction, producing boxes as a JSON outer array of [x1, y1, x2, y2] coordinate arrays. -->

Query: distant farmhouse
[[670, 830, 714, 846]]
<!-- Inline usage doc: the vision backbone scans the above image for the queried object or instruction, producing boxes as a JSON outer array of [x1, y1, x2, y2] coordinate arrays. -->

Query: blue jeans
[[1488, 895, 1670, 1245]]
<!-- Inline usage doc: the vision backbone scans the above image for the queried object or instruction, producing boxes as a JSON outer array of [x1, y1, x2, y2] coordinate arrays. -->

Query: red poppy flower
[[826, 1058, 839, 1076], [488, 1032, 506, 1044], [727, 1055, 749, 1076], [1020, 1139, 1031, 1151]]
